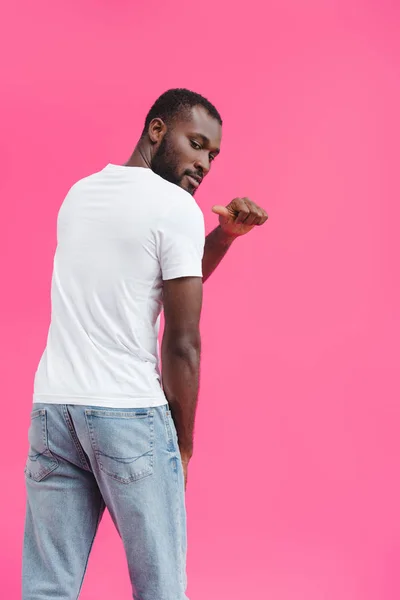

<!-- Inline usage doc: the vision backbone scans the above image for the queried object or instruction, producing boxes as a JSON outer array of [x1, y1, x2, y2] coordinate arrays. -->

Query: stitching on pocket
[[85, 410, 154, 484], [25, 410, 59, 482]]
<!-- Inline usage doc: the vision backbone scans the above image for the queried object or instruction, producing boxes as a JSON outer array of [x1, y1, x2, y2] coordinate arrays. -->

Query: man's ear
[[148, 117, 167, 144]]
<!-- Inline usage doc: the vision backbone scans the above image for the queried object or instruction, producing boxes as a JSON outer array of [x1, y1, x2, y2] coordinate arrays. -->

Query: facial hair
[[151, 134, 182, 187]]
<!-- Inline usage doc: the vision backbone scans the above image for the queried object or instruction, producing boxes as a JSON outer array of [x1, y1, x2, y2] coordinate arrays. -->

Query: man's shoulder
[[149, 172, 190, 201], [146, 173, 203, 219], [64, 167, 106, 195]]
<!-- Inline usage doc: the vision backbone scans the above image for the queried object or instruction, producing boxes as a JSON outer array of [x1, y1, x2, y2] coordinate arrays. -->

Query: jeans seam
[[62, 406, 91, 471], [173, 455, 185, 590], [164, 411, 175, 452], [75, 499, 104, 599]]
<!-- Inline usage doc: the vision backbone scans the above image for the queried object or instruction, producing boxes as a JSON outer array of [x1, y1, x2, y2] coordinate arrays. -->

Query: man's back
[[33, 163, 205, 408]]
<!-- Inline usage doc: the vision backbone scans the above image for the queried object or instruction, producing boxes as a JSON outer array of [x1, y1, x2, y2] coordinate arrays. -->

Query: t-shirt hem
[[162, 267, 203, 280], [33, 394, 168, 409]]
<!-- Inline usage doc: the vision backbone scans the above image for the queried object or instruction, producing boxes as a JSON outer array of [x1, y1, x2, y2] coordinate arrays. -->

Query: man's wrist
[[179, 448, 193, 462], [215, 225, 239, 245], [179, 442, 193, 458]]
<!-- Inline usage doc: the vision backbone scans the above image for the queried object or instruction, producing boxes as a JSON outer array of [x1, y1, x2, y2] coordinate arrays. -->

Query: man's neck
[[125, 143, 152, 169]]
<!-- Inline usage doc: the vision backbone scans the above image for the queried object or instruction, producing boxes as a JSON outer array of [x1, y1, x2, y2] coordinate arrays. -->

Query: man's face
[[150, 106, 222, 196]]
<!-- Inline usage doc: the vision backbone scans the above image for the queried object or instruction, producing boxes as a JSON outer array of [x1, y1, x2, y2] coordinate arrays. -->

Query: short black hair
[[142, 88, 222, 137]]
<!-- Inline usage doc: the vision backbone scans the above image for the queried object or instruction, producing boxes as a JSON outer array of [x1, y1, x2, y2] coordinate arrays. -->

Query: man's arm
[[161, 276, 203, 484], [203, 198, 269, 282], [202, 226, 235, 282]]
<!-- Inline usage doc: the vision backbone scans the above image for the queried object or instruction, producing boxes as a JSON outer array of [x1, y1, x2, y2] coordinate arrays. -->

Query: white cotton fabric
[[33, 164, 205, 408]]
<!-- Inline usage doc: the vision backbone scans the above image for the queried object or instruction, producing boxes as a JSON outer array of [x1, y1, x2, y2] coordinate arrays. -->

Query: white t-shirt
[[33, 164, 205, 408]]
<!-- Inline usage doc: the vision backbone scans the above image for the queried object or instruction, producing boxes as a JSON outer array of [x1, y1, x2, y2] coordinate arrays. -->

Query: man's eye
[[191, 140, 202, 150]]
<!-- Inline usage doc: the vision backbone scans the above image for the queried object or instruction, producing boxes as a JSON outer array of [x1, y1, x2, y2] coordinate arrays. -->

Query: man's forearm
[[202, 226, 236, 282], [161, 338, 200, 457]]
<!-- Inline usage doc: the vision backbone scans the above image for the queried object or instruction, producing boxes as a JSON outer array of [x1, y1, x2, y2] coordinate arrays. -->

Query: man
[[23, 88, 268, 600]]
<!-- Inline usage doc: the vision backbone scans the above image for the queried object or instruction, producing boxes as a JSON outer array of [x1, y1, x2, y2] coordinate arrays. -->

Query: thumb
[[212, 205, 230, 218]]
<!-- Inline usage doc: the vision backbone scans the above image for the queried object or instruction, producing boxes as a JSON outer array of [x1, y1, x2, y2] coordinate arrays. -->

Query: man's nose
[[194, 153, 210, 175]]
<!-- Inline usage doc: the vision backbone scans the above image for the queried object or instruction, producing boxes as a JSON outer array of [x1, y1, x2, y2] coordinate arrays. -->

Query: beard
[[151, 134, 183, 187]]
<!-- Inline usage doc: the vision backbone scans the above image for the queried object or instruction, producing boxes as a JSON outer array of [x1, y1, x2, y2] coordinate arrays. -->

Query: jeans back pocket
[[25, 409, 59, 482], [85, 409, 154, 484]]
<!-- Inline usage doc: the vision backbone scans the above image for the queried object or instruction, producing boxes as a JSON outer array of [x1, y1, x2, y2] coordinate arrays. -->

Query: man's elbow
[[163, 329, 201, 361]]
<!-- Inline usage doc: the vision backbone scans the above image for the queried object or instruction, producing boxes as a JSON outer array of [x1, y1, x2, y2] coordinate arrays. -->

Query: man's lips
[[186, 174, 202, 188]]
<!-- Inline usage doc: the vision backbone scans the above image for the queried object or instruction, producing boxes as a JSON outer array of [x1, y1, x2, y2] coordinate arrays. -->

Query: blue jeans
[[22, 403, 189, 600]]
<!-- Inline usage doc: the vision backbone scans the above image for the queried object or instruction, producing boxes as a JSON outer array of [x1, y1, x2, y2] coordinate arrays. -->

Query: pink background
[[1, 1, 400, 598]]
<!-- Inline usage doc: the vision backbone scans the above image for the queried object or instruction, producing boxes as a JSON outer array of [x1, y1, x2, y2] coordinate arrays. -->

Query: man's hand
[[212, 197, 268, 238]]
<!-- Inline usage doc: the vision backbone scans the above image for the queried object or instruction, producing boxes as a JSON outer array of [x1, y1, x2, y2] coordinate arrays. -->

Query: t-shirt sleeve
[[157, 199, 205, 280]]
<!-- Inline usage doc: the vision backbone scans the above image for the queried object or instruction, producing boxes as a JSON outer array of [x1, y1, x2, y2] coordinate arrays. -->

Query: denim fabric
[[22, 403, 188, 600]]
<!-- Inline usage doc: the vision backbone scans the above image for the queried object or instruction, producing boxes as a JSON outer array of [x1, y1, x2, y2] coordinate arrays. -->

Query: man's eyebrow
[[192, 133, 220, 154]]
